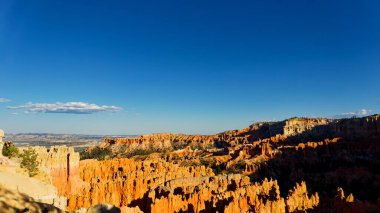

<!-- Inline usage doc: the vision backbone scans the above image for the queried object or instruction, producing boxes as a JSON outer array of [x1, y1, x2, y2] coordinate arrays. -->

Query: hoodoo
[[0, 129, 4, 156], [1, 116, 380, 212], [0, 129, 4, 142]]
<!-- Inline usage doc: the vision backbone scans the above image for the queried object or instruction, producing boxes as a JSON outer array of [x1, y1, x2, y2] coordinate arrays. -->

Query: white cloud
[[333, 109, 372, 119], [8, 102, 122, 114], [0, 98, 10, 103], [342, 109, 372, 116]]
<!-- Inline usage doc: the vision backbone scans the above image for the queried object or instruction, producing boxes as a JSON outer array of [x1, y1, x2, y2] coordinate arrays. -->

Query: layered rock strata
[[12, 114, 378, 212], [21, 146, 80, 197], [66, 158, 213, 211]]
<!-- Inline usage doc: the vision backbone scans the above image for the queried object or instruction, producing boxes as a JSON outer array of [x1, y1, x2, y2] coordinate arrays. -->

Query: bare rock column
[[0, 129, 5, 156]]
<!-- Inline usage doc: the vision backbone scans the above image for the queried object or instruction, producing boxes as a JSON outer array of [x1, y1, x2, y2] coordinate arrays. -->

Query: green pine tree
[[20, 147, 39, 177]]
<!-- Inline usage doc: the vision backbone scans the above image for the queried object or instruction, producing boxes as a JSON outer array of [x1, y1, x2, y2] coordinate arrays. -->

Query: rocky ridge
[[2, 115, 380, 212], [62, 115, 379, 212], [20, 146, 81, 197]]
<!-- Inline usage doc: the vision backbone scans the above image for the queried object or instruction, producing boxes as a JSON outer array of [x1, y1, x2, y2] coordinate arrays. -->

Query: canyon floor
[[1, 115, 380, 212]]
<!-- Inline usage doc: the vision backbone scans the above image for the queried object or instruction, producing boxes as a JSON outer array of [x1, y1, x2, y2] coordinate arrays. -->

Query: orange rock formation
[[37, 115, 380, 212], [26, 146, 80, 196]]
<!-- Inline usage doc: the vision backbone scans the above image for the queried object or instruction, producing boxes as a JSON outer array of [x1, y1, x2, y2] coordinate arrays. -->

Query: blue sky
[[1, 1, 379, 135]]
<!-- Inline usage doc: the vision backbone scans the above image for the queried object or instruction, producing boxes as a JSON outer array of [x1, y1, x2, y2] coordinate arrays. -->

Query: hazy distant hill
[[4, 133, 137, 148]]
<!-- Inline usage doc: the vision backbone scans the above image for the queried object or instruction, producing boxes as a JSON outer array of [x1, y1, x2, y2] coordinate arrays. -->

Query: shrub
[[2, 142, 19, 158], [124, 149, 155, 158], [180, 160, 201, 167], [213, 167, 223, 175], [173, 143, 187, 150], [80, 147, 112, 160], [20, 147, 39, 177], [226, 160, 246, 174], [199, 158, 226, 175]]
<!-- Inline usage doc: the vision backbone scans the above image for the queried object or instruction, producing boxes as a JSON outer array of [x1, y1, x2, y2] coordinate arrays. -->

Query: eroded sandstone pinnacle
[[1, 115, 380, 212]]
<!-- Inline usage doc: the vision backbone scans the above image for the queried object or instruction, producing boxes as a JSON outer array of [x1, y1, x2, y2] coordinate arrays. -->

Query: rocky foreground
[[1, 115, 380, 212]]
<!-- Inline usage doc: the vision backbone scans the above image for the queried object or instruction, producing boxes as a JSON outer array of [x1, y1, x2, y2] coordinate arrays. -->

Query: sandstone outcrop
[[66, 158, 213, 211], [98, 115, 380, 156], [145, 176, 321, 213], [0, 170, 66, 210], [64, 158, 324, 212], [285, 181, 319, 212], [283, 117, 330, 137], [100, 133, 217, 154], [0, 185, 63, 213], [67, 115, 379, 212], [2, 115, 378, 212], [87, 203, 122, 213], [0, 128, 4, 143], [147, 176, 287, 213], [0, 144, 72, 211], [331, 114, 380, 140], [22, 146, 81, 197]]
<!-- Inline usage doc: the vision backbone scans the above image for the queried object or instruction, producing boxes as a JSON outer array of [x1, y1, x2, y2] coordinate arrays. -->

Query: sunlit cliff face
[[1, 115, 379, 212], [44, 115, 378, 212], [0, 129, 4, 143]]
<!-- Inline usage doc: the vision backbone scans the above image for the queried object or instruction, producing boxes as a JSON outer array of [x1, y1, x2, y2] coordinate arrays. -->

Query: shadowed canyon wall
[[20, 115, 380, 212]]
